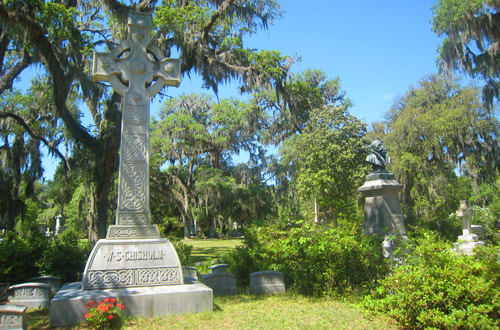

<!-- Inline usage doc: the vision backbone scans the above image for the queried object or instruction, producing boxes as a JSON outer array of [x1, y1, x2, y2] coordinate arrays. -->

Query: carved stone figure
[[366, 140, 390, 172]]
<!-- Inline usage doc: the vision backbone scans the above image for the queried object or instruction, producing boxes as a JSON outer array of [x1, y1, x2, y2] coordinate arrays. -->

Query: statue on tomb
[[366, 140, 390, 172]]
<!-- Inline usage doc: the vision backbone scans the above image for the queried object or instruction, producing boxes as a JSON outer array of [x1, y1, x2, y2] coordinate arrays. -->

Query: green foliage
[[0, 229, 91, 284], [225, 224, 388, 295], [36, 230, 92, 283], [170, 238, 193, 266], [364, 232, 500, 329], [382, 75, 500, 236], [432, 0, 500, 105], [0, 230, 47, 284]]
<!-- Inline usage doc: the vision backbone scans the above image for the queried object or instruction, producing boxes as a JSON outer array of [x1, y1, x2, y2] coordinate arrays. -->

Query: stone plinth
[[49, 281, 213, 327], [249, 271, 285, 295], [8, 283, 50, 309], [82, 238, 183, 290], [358, 172, 406, 237], [0, 305, 27, 330]]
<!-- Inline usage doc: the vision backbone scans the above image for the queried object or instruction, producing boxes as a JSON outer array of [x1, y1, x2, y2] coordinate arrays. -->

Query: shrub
[[0, 230, 91, 284], [37, 230, 92, 283], [84, 297, 126, 329], [225, 223, 388, 295], [170, 238, 193, 266], [0, 231, 47, 283], [364, 232, 500, 329]]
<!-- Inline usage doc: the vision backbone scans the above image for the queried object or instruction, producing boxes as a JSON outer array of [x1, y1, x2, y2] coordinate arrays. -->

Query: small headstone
[[210, 264, 230, 274], [8, 283, 50, 309], [453, 200, 485, 255], [0, 305, 27, 330], [200, 273, 238, 295], [182, 266, 199, 284], [249, 271, 285, 295], [29, 276, 60, 296]]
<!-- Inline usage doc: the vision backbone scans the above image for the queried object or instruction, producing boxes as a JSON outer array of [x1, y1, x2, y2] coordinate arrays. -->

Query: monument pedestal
[[50, 237, 213, 327], [358, 172, 407, 237], [50, 281, 212, 327]]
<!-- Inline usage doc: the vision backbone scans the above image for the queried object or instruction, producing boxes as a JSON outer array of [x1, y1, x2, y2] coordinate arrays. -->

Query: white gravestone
[[454, 200, 484, 255], [50, 12, 212, 327]]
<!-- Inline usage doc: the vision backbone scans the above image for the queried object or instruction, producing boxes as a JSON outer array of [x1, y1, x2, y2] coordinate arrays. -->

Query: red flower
[[107, 314, 114, 320], [117, 303, 125, 310], [85, 301, 95, 309], [110, 298, 117, 303], [104, 297, 111, 303], [84, 312, 90, 319]]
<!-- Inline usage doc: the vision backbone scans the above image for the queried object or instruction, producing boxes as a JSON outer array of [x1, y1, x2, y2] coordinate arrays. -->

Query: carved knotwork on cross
[[92, 11, 181, 239]]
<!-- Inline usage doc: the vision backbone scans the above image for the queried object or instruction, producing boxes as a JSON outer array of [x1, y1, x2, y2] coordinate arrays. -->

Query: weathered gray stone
[[82, 239, 183, 290], [358, 172, 407, 237], [8, 283, 50, 309], [49, 282, 213, 327], [30, 276, 60, 296], [249, 271, 285, 295], [0, 305, 27, 330], [182, 266, 199, 284], [210, 264, 230, 274], [200, 273, 238, 296]]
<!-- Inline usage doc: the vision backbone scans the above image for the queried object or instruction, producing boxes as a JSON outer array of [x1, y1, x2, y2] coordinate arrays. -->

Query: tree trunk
[[86, 106, 121, 242]]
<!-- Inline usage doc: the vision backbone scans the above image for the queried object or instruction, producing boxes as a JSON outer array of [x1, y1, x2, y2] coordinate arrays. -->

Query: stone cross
[[92, 11, 181, 239]]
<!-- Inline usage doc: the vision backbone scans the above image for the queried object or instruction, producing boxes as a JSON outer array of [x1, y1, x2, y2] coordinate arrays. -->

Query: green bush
[[37, 230, 92, 283], [0, 230, 92, 284], [170, 238, 193, 266], [225, 223, 388, 296], [364, 232, 500, 329], [0, 231, 47, 284]]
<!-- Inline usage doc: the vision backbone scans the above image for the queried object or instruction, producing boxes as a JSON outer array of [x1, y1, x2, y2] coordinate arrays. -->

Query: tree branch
[[0, 111, 70, 171]]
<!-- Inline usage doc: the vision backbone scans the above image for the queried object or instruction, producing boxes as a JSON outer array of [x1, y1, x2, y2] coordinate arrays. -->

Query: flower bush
[[84, 297, 125, 329]]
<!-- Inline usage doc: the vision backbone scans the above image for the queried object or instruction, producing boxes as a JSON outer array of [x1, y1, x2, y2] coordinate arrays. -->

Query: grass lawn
[[28, 294, 397, 329], [184, 238, 243, 264]]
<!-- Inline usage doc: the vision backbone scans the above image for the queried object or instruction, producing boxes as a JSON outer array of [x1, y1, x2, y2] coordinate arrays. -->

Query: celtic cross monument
[[50, 12, 212, 328], [94, 11, 180, 239]]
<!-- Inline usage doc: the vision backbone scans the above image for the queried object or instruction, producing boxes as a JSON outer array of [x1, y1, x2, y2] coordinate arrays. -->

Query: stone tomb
[[0, 305, 27, 330], [49, 11, 212, 327], [8, 283, 51, 309], [249, 271, 285, 295]]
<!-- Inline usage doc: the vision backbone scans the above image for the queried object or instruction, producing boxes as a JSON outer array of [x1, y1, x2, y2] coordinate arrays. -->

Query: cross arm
[[92, 51, 128, 95]]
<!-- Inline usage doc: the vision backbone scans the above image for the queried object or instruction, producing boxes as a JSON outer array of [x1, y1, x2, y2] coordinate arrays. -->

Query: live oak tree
[[150, 94, 266, 238], [383, 75, 500, 232], [432, 0, 500, 105], [0, 0, 290, 241], [277, 70, 367, 226]]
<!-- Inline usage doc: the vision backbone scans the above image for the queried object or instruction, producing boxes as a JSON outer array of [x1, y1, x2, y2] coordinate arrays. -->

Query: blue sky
[[164, 0, 443, 124]]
